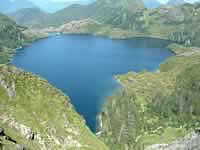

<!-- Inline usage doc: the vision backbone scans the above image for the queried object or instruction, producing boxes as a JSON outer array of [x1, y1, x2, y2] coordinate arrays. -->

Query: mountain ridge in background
[[29, 0, 96, 13], [0, 0, 36, 13], [8, 8, 50, 28], [143, 0, 161, 8], [9, 0, 145, 28]]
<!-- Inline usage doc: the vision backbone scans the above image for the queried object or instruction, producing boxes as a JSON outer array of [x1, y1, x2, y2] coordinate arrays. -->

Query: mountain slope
[[99, 44, 200, 150], [51, 4, 94, 26], [10, 0, 145, 29], [51, 0, 200, 47], [10, 0, 200, 48], [0, 65, 109, 150], [29, 0, 96, 13], [0, 13, 45, 64], [0, 0, 36, 13], [91, 0, 145, 30], [52, 0, 145, 26], [0, 13, 27, 63]]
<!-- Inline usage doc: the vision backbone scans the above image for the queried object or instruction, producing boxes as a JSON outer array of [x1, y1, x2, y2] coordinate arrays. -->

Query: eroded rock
[[0, 128, 4, 136], [0, 74, 16, 99], [18, 144, 26, 150], [145, 131, 200, 150]]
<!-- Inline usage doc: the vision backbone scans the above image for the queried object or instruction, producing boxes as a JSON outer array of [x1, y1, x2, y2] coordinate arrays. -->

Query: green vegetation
[[0, 13, 32, 64], [0, 13, 44, 64], [0, 13, 25, 63], [100, 44, 200, 149], [0, 65, 108, 150], [150, 64, 200, 129], [1, 1, 200, 149], [9, 1, 200, 48]]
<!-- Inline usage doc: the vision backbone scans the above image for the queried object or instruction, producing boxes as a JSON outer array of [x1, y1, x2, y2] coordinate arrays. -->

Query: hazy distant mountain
[[9, 8, 49, 28], [0, 0, 36, 13], [10, 0, 145, 29], [167, 0, 185, 6], [29, 0, 96, 13], [143, 0, 161, 8], [167, 0, 200, 6]]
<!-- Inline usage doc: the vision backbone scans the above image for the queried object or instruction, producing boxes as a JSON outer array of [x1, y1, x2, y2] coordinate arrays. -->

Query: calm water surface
[[12, 35, 173, 131]]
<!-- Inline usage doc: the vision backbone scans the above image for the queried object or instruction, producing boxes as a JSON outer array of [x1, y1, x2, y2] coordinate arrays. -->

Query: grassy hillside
[[99, 44, 200, 149], [0, 65, 109, 150]]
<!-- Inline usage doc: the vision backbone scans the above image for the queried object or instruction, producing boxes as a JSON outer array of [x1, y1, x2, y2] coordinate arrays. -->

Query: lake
[[11, 34, 173, 132]]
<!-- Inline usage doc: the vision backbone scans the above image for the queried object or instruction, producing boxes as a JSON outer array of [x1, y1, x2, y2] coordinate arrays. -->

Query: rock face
[[59, 18, 101, 33], [0, 128, 4, 136], [168, 32, 193, 46], [145, 131, 200, 150], [0, 74, 16, 99]]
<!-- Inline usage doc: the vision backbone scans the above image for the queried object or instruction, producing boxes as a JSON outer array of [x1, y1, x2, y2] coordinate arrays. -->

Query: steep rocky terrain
[[0, 65, 108, 150]]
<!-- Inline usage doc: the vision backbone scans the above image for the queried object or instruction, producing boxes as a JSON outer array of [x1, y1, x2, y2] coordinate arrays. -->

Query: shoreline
[[8, 31, 180, 134], [7, 30, 177, 66], [98, 38, 200, 148]]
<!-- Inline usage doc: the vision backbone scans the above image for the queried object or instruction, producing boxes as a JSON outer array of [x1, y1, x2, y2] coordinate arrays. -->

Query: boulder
[[25, 128, 34, 140], [18, 144, 26, 150], [0, 128, 4, 136]]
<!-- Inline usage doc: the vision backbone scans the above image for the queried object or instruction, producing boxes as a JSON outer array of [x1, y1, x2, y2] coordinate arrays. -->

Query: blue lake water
[[11, 34, 173, 131]]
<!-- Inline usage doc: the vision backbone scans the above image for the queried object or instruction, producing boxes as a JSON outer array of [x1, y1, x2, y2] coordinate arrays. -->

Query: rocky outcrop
[[59, 18, 101, 33], [145, 131, 200, 150], [0, 74, 16, 99], [168, 32, 193, 46], [0, 127, 24, 150], [0, 115, 46, 150]]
